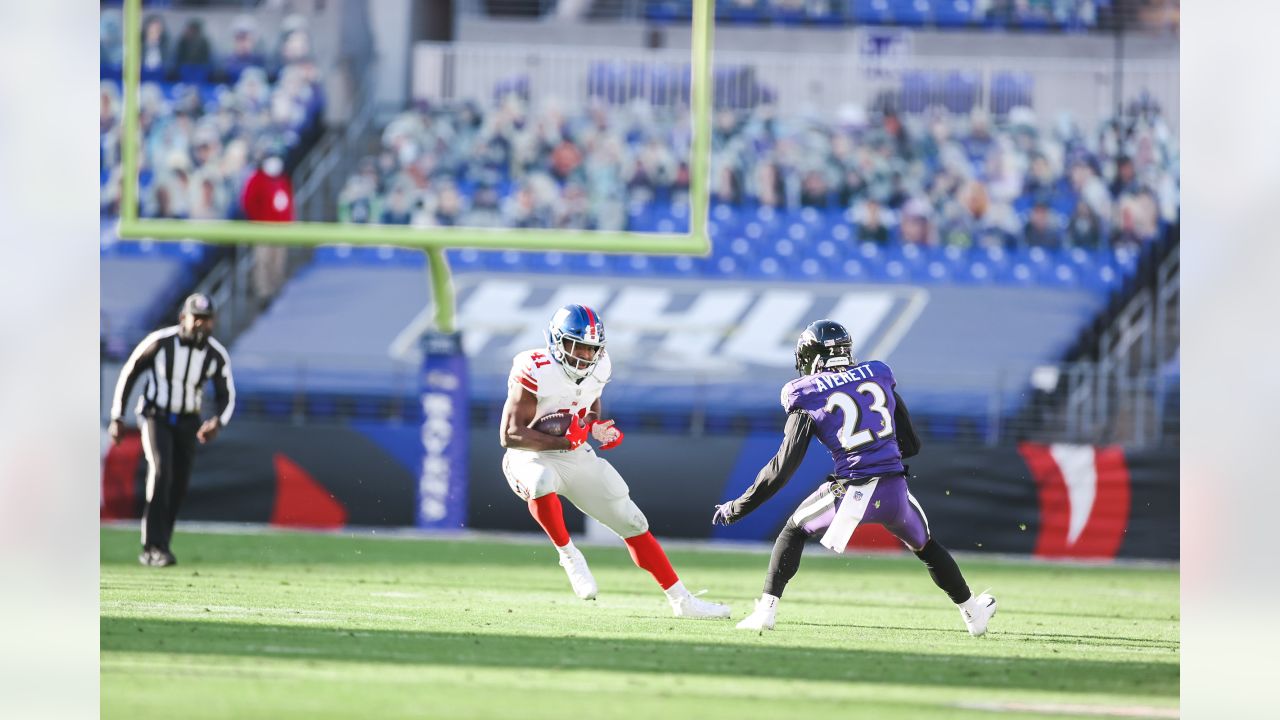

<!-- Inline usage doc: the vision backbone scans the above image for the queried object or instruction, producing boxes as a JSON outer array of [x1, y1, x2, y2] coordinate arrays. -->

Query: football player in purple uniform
[[712, 319, 997, 635]]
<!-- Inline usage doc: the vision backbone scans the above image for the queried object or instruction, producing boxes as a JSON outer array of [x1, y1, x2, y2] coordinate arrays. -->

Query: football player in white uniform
[[500, 304, 730, 619]]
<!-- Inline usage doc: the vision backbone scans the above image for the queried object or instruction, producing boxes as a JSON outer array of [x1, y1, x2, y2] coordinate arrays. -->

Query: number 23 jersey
[[781, 360, 904, 480], [509, 348, 612, 421]]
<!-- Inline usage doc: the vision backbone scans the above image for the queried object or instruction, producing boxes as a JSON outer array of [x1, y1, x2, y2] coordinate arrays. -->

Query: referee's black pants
[[139, 414, 200, 552]]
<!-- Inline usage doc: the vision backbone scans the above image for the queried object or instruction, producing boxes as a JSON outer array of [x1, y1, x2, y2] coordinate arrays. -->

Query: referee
[[108, 293, 235, 567]]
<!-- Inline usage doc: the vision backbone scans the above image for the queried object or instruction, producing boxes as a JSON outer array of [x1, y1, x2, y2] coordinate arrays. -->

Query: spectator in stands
[[433, 182, 464, 227], [1110, 156, 1140, 199], [713, 166, 743, 205], [174, 19, 213, 72], [1023, 202, 1063, 249], [557, 182, 594, 230], [962, 110, 995, 165], [1067, 199, 1103, 249], [753, 161, 784, 208], [101, 11, 124, 71], [140, 15, 172, 82], [1022, 152, 1056, 197], [225, 15, 267, 82], [984, 141, 1024, 205], [276, 15, 312, 69], [241, 151, 294, 223], [550, 138, 584, 183], [1068, 155, 1112, 220], [941, 180, 1016, 250], [1109, 192, 1159, 250], [899, 198, 935, 246], [837, 167, 868, 208], [854, 199, 890, 246], [465, 183, 505, 228], [799, 169, 831, 209], [381, 187, 414, 225]]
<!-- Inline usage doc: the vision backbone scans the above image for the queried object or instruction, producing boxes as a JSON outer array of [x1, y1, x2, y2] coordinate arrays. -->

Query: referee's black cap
[[181, 293, 215, 318]]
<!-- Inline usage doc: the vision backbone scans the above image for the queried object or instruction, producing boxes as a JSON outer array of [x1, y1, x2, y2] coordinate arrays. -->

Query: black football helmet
[[794, 319, 855, 375]]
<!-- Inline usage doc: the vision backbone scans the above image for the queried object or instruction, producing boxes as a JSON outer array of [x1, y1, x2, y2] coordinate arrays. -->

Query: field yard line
[[100, 521, 1179, 570], [955, 701, 1179, 718]]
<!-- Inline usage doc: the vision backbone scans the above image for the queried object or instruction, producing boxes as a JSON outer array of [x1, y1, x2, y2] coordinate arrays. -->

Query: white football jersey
[[509, 347, 612, 422]]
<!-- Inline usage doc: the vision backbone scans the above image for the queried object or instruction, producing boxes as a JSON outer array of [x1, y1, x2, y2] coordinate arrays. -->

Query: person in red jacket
[[241, 153, 293, 305], [240, 153, 293, 222]]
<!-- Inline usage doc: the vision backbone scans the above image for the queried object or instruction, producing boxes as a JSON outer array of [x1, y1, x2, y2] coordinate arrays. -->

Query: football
[[530, 412, 574, 436]]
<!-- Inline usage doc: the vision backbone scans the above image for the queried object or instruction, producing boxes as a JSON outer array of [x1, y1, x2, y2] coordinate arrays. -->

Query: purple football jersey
[[781, 360, 904, 479]]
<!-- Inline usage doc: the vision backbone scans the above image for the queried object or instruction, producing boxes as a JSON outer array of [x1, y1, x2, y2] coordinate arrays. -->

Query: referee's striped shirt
[[110, 326, 236, 425]]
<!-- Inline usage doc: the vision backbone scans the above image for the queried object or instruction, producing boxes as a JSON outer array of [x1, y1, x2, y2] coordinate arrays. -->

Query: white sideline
[[99, 520, 1179, 570]]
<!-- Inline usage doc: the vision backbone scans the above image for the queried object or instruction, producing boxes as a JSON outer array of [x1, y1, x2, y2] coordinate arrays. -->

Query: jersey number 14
[[823, 383, 894, 451]]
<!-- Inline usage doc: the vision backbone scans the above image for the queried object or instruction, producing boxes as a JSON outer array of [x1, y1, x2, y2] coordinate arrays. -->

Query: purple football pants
[[789, 474, 931, 551]]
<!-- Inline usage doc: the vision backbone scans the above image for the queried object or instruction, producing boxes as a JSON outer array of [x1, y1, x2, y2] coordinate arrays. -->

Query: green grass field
[[101, 527, 1178, 719]]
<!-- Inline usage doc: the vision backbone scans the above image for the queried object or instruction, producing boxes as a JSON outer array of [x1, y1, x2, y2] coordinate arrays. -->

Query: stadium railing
[[412, 41, 1179, 133]]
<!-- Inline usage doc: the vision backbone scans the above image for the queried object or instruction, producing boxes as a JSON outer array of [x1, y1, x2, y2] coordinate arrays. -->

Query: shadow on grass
[[784, 621, 1178, 650], [101, 616, 1177, 698]]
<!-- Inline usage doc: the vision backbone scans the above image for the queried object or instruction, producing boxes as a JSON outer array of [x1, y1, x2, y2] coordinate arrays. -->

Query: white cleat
[[670, 592, 731, 620], [960, 592, 997, 636], [557, 546, 598, 600], [735, 599, 777, 631]]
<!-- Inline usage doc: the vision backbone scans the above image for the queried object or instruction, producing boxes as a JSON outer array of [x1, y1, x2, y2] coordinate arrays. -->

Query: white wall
[[368, 0, 413, 107]]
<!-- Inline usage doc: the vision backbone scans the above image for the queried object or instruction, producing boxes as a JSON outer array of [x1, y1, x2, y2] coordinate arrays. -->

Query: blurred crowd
[[337, 93, 1178, 252], [99, 11, 324, 220]]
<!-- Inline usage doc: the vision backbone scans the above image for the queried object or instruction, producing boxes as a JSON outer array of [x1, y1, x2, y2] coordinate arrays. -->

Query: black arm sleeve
[[728, 411, 815, 522], [110, 338, 160, 421], [893, 390, 922, 459]]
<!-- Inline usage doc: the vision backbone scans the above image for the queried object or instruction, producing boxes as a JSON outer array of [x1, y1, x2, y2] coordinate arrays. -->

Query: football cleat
[[735, 598, 778, 630], [960, 591, 997, 636], [669, 592, 731, 620], [557, 546, 598, 600]]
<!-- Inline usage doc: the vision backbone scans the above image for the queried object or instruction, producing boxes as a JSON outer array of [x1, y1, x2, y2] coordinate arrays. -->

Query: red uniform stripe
[[518, 376, 537, 392]]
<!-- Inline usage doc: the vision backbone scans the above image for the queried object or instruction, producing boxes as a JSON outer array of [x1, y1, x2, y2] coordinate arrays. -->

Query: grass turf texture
[[101, 527, 1178, 719]]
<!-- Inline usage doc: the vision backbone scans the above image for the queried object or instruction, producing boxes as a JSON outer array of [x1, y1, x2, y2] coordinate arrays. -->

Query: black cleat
[[152, 550, 178, 567]]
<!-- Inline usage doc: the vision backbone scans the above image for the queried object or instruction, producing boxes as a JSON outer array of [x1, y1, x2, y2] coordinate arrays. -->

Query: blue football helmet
[[546, 304, 606, 380]]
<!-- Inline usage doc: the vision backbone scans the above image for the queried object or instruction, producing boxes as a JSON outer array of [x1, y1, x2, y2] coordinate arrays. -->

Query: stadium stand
[[331, 93, 1176, 289], [100, 9, 324, 215], [227, 76, 1176, 432], [99, 9, 325, 355]]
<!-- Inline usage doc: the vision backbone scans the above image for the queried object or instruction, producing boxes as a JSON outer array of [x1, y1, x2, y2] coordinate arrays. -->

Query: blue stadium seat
[[939, 71, 981, 114], [991, 72, 1034, 116], [899, 71, 934, 114], [934, 0, 977, 27], [850, 0, 891, 24], [177, 63, 211, 84], [888, 0, 932, 26], [644, 1, 689, 22]]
